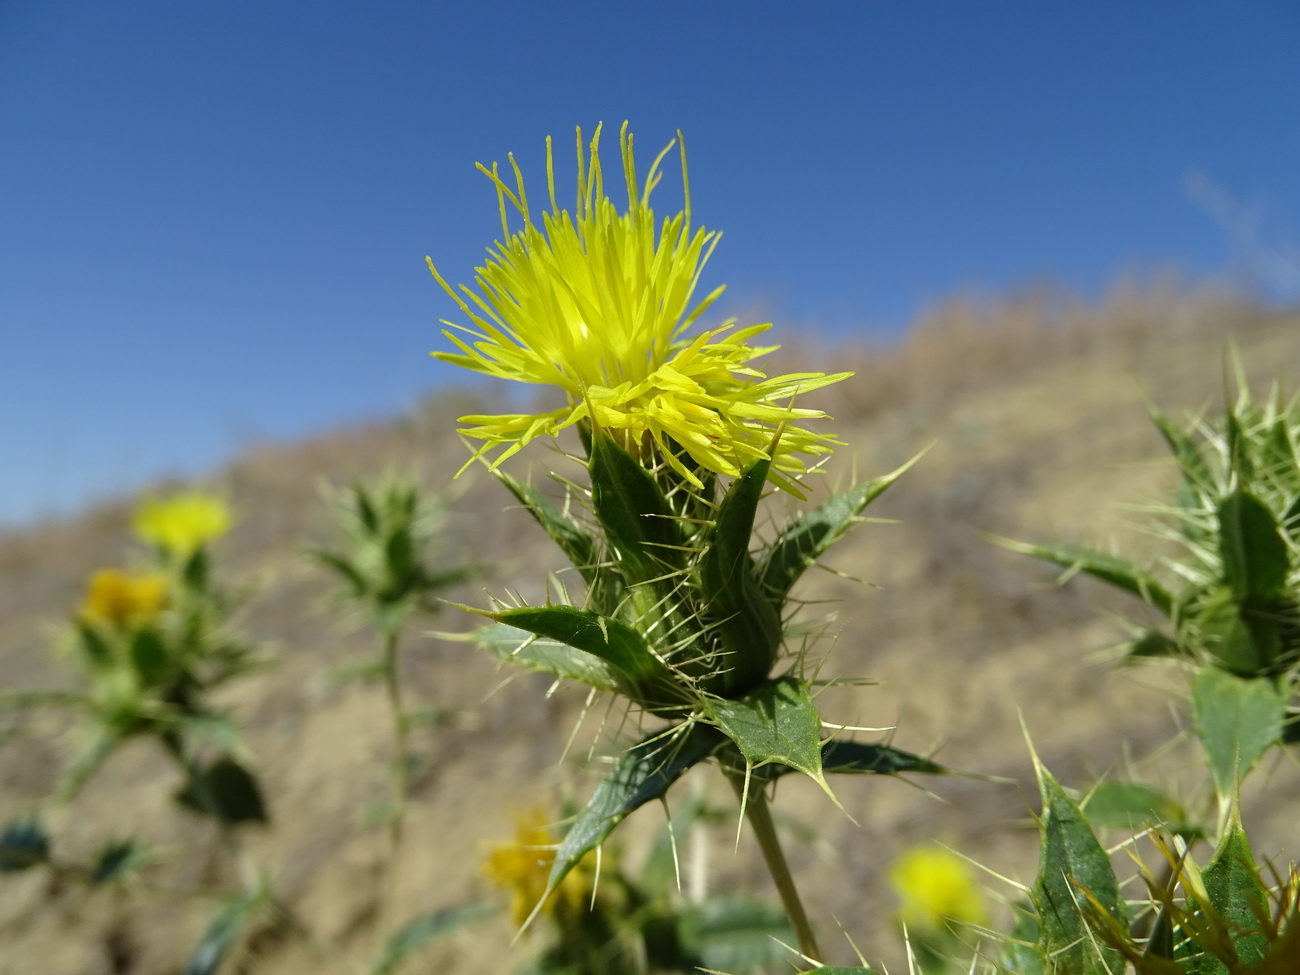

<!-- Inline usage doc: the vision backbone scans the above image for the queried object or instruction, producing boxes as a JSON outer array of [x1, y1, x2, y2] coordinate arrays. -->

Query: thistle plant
[[984, 361, 1300, 975], [2, 490, 264, 826], [1001, 358, 1299, 795], [0, 487, 279, 972], [428, 121, 942, 963], [311, 474, 477, 944]]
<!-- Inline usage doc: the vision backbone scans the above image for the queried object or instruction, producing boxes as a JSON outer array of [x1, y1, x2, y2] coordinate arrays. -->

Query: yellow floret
[[134, 491, 232, 556], [82, 568, 168, 627]]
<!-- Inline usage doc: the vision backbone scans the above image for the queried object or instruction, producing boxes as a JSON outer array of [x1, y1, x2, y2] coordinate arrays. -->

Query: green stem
[[378, 624, 410, 946], [724, 768, 822, 962]]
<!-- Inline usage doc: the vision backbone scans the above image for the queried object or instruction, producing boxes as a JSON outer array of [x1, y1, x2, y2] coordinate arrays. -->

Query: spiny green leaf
[[759, 452, 921, 608], [704, 676, 826, 789], [56, 733, 119, 802], [819, 739, 946, 776], [1192, 586, 1276, 676], [700, 457, 781, 697], [1225, 408, 1254, 482], [1261, 413, 1300, 487], [74, 620, 117, 673], [495, 472, 598, 587], [1003, 903, 1047, 975], [992, 538, 1177, 618], [1217, 490, 1289, 600], [1128, 630, 1184, 660], [484, 605, 680, 708], [752, 739, 946, 781], [355, 485, 380, 535], [127, 628, 170, 686], [309, 549, 369, 598], [0, 819, 49, 873], [91, 838, 153, 885], [175, 757, 268, 824], [589, 433, 684, 581], [1192, 667, 1285, 798], [1081, 781, 1188, 833], [1198, 818, 1268, 971], [470, 622, 619, 693], [1146, 400, 1214, 497], [1032, 769, 1126, 975], [546, 723, 723, 897]]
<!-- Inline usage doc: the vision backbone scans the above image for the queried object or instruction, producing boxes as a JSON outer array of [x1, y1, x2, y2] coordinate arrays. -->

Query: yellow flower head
[[134, 492, 232, 556], [82, 568, 168, 627], [428, 122, 851, 495], [889, 845, 987, 931], [482, 808, 597, 927]]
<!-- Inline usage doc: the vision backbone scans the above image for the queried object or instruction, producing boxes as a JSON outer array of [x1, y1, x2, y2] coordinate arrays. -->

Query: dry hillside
[[2, 281, 1299, 974]]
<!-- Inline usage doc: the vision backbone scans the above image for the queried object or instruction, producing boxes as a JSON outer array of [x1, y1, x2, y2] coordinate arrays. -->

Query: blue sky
[[2, 1, 1297, 527]]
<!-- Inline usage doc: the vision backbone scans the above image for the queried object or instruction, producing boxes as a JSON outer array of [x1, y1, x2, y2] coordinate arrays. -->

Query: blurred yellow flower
[[134, 492, 232, 556], [889, 845, 987, 930], [82, 569, 168, 627], [428, 122, 851, 495], [482, 808, 597, 927]]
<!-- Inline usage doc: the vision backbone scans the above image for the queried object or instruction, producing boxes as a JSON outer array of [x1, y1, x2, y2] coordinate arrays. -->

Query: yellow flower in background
[[82, 569, 168, 627], [889, 844, 987, 931], [428, 122, 851, 495], [134, 492, 232, 556], [482, 808, 597, 927]]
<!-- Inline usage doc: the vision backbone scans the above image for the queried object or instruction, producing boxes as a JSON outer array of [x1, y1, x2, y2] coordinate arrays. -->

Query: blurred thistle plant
[[429, 121, 943, 962], [981, 357, 1300, 975], [1001, 352, 1300, 684], [312, 474, 475, 639], [998, 355, 1300, 802], [1, 488, 266, 886], [59, 491, 256, 808], [310, 474, 478, 944]]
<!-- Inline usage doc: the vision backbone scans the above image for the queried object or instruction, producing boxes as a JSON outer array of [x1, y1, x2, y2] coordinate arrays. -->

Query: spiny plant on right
[[1004, 355, 1300, 696], [991, 358, 1300, 975]]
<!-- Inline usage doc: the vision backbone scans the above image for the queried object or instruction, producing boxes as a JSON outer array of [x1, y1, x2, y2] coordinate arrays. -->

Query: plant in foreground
[[428, 121, 943, 963]]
